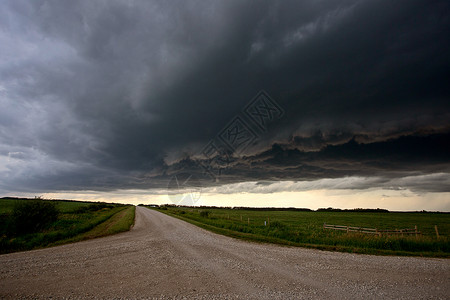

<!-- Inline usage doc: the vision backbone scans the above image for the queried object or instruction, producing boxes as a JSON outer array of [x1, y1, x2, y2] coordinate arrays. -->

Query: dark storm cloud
[[161, 131, 450, 192], [0, 0, 449, 194]]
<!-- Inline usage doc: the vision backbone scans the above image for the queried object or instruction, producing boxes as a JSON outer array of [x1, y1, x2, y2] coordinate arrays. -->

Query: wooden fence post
[[415, 225, 418, 238], [248, 217, 250, 225], [346, 225, 349, 234], [435, 225, 440, 239]]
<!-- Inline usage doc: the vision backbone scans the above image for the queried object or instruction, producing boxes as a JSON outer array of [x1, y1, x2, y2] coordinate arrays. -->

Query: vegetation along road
[[0, 206, 449, 299]]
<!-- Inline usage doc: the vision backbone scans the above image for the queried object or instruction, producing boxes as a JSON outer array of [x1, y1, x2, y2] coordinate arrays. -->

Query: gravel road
[[1, 206, 449, 299]]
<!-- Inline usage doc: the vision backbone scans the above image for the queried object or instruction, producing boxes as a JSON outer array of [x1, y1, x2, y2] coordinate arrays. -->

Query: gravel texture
[[0, 206, 449, 299]]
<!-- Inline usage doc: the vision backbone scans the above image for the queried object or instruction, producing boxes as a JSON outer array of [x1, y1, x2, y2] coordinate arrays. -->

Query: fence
[[323, 223, 421, 237]]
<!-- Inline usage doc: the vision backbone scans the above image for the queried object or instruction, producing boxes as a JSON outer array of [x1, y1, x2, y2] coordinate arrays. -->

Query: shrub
[[12, 200, 59, 234], [88, 203, 113, 211], [199, 210, 210, 218]]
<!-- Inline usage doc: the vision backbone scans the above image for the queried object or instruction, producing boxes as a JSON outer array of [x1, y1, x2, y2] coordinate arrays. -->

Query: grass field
[[0, 198, 135, 254], [149, 205, 450, 257], [50, 205, 136, 246]]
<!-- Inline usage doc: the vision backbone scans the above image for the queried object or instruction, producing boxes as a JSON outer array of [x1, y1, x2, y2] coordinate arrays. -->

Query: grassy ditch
[[147, 205, 450, 258], [0, 198, 135, 254]]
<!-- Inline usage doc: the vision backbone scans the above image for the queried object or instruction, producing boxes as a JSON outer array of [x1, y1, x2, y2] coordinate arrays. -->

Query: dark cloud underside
[[0, 0, 449, 195]]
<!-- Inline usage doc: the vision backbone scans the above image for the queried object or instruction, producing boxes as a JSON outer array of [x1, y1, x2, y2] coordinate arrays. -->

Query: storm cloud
[[0, 0, 449, 195]]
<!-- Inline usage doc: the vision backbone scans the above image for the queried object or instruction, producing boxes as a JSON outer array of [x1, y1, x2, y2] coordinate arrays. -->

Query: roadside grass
[[147, 206, 450, 258], [0, 198, 135, 254], [50, 205, 136, 246]]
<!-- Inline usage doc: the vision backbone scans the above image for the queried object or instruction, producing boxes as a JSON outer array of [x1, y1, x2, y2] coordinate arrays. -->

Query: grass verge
[[50, 206, 136, 246], [146, 205, 449, 258], [0, 198, 135, 254]]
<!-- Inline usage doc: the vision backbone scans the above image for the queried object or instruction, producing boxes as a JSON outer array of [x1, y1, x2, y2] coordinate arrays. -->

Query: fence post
[[323, 223, 326, 231], [248, 217, 250, 225], [346, 226, 349, 234], [415, 225, 418, 238], [435, 225, 440, 239], [241, 215, 242, 221]]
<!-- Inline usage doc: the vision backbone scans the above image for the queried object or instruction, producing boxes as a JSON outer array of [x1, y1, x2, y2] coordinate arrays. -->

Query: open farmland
[[150, 205, 450, 257]]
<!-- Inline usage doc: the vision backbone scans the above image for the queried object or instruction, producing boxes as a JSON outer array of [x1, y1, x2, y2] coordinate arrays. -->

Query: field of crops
[[151, 205, 450, 257]]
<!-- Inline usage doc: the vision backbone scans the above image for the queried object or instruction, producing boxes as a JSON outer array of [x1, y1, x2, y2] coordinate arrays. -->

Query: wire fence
[[323, 223, 422, 237]]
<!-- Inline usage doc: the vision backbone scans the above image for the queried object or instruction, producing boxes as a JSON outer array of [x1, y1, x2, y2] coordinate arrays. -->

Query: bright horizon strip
[[28, 187, 450, 212], [13, 174, 445, 211]]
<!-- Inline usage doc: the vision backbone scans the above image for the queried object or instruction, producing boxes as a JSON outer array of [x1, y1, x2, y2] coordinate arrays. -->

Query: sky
[[1, 0, 449, 210]]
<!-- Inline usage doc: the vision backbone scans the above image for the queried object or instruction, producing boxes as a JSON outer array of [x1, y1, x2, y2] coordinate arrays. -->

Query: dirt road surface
[[1, 207, 449, 299]]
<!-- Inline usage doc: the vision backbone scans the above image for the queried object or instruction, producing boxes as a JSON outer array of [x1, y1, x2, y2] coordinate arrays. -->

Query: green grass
[[50, 206, 136, 246], [0, 198, 95, 214], [0, 198, 135, 254], [148, 206, 450, 257]]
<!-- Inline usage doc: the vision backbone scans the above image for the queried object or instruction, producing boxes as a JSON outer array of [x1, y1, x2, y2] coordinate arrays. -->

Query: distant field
[[0, 198, 94, 214], [149, 206, 450, 257], [0, 198, 135, 254]]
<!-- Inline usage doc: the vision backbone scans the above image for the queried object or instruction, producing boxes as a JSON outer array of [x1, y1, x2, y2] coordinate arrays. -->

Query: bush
[[199, 211, 210, 218], [12, 200, 59, 234], [88, 203, 113, 211], [75, 203, 114, 213]]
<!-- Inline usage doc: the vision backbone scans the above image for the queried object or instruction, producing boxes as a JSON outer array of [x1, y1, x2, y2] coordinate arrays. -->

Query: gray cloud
[[201, 173, 450, 195], [0, 0, 449, 195]]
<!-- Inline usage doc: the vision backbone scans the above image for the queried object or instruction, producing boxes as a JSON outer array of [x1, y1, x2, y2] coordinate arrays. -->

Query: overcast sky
[[1, 0, 449, 209]]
